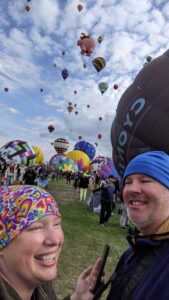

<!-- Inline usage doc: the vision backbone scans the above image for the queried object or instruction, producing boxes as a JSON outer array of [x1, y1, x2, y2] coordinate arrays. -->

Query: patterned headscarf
[[0, 185, 61, 250]]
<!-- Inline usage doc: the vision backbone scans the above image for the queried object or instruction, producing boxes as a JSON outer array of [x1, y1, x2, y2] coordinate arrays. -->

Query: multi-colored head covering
[[0, 185, 61, 250]]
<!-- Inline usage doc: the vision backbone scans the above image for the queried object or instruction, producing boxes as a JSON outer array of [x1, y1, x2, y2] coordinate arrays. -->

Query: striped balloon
[[92, 57, 106, 72]]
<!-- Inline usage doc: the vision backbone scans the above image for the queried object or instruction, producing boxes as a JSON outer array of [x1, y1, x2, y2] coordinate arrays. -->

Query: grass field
[[48, 179, 129, 299]]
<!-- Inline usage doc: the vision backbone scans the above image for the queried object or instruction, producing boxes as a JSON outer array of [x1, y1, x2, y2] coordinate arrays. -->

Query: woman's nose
[[44, 227, 64, 246]]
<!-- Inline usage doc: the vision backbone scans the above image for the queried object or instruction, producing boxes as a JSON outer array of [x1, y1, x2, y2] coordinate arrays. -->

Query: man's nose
[[125, 180, 142, 193]]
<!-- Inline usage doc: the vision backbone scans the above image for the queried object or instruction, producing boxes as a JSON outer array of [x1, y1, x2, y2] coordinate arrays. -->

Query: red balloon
[[113, 84, 118, 90], [98, 134, 102, 139]]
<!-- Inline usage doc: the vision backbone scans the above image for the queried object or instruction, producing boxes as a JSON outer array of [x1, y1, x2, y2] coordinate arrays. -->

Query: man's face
[[123, 174, 169, 234], [0, 215, 64, 289]]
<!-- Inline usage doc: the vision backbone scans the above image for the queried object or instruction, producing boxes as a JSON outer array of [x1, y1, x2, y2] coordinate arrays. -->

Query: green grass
[[47, 180, 128, 299]]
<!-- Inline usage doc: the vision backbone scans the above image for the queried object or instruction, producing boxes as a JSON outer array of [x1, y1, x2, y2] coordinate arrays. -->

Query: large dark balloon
[[111, 49, 169, 176]]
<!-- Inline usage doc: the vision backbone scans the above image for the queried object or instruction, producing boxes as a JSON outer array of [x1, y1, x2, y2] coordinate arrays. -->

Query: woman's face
[[0, 215, 64, 288]]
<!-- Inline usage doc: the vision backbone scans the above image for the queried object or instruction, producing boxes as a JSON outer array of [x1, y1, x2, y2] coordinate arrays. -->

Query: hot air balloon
[[61, 69, 69, 80], [97, 158, 120, 178], [94, 142, 98, 147], [67, 104, 73, 113], [77, 33, 96, 56], [79, 136, 83, 140], [62, 50, 65, 56], [4, 87, 9, 92], [75, 111, 78, 115], [90, 156, 106, 172], [54, 138, 69, 154], [74, 90, 77, 94], [0, 140, 35, 167], [98, 82, 108, 95], [87, 104, 90, 108], [111, 48, 169, 177], [40, 88, 43, 92], [98, 134, 102, 139], [146, 55, 152, 62], [25, 5, 30, 11], [32, 146, 44, 165], [48, 125, 55, 133], [113, 84, 118, 90], [50, 154, 78, 172], [66, 150, 90, 172], [74, 140, 96, 160], [92, 57, 106, 73], [83, 63, 87, 69], [77, 4, 83, 12], [99, 117, 102, 121], [98, 36, 103, 43], [53, 63, 57, 68]]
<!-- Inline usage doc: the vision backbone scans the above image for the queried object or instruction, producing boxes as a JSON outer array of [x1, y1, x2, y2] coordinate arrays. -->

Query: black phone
[[91, 244, 110, 294]]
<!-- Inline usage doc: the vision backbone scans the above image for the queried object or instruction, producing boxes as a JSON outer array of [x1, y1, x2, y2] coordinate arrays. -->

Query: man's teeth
[[130, 201, 145, 205]]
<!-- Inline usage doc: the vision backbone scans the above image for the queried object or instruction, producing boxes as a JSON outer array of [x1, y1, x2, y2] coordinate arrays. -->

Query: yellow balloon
[[66, 150, 90, 172], [32, 146, 44, 165]]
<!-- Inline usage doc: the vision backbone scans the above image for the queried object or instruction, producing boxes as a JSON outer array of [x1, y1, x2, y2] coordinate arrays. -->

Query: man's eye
[[125, 181, 132, 185]]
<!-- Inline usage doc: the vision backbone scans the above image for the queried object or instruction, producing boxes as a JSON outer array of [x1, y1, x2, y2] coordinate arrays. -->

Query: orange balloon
[[25, 5, 30, 12]]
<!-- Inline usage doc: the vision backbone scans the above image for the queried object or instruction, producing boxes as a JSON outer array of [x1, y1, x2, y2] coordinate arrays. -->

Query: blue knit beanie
[[123, 151, 169, 189]]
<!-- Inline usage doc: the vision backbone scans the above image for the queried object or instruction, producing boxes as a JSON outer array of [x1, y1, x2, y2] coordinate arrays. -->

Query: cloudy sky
[[0, 0, 169, 161]]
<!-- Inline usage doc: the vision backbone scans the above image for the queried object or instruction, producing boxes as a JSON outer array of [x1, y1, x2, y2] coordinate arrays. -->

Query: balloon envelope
[[32, 146, 44, 165], [98, 82, 108, 95], [111, 48, 169, 176], [50, 154, 78, 172], [97, 158, 120, 178], [61, 69, 69, 80], [54, 138, 69, 154], [92, 57, 106, 72], [74, 141, 96, 160], [66, 150, 90, 172], [0, 140, 35, 166], [90, 156, 106, 172]]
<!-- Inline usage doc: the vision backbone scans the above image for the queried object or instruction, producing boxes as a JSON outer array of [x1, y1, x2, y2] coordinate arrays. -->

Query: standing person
[[5, 164, 14, 185], [23, 166, 36, 185], [99, 175, 115, 226], [66, 171, 72, 185], [94, 151, 169, 300], [79, 172, 89, 202], [0, 185, 101, 300]]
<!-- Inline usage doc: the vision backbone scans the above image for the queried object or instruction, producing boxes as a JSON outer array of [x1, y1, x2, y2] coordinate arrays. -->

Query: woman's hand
[[70, 258, 102, 300]]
